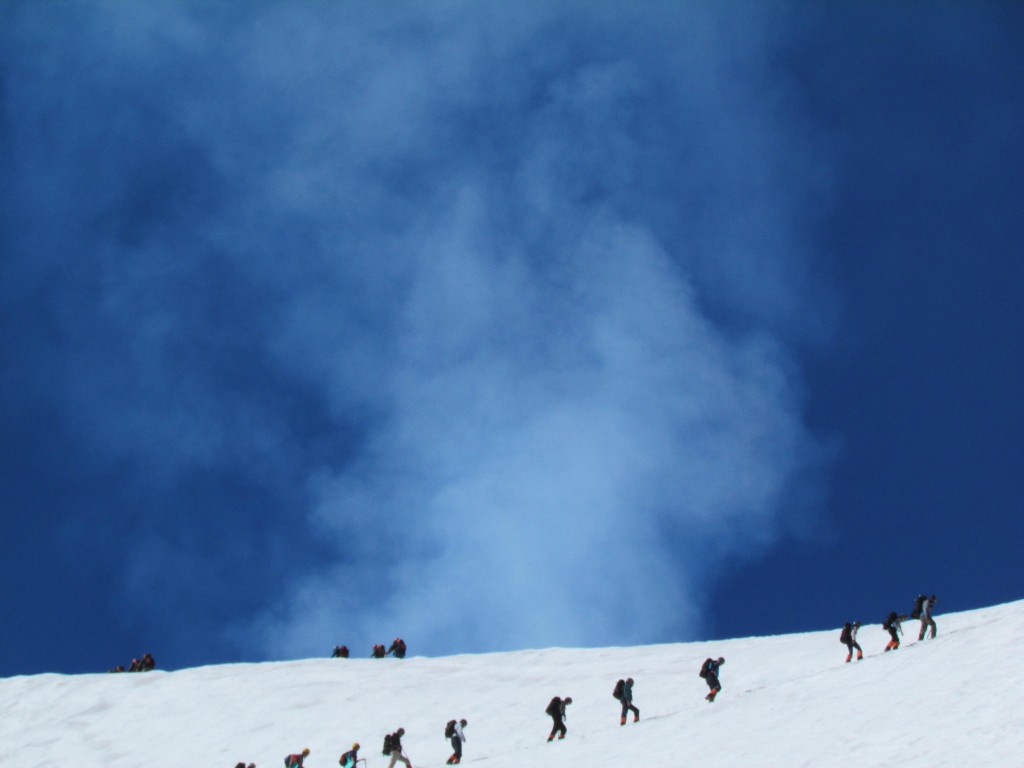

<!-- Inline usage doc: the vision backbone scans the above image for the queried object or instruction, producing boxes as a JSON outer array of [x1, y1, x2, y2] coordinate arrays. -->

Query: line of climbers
[[233, 591, 938, 767], [271, 721, 465, 768], [335, 638, 407, 659], [331, 639, 405, 659], [842, 593, 938, 662], [252, 679, 647, 767], [107, 652, 155, 673]]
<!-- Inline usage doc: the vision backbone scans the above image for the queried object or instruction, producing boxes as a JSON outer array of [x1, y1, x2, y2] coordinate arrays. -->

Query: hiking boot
[[620, 717, 626, 726], [633, 714, 640, 723]]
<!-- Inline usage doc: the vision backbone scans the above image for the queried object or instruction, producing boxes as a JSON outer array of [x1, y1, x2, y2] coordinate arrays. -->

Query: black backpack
[[912, 595, 926, 619], [883, 612, 897, 631], [545, 697, 560, 716], [445, 720, 457, 739], [382, 734, 393, 756], [612, 679, 625, 699], [698, 659, 710, 678], [840, 623, 852, 643]]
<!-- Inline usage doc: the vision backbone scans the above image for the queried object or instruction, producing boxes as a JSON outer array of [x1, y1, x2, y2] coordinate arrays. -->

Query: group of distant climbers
[[107, 652, 155, 674], [250, 720, 467, 768], [333, 638, 407, 660], [223, 592, 938, 766], [842, 593, 939, 661], [238, 683, 636, 766]]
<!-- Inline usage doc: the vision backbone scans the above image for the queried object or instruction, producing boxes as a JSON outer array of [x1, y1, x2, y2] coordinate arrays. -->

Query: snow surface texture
[[2, 600, 1021, 767]]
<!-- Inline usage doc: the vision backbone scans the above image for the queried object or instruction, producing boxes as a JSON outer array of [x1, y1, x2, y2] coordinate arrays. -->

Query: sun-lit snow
[[2, 600, 1022, 767]]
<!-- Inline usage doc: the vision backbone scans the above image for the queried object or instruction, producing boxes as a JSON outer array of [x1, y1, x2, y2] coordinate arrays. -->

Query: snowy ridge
[[2, 600, 1022, 768]]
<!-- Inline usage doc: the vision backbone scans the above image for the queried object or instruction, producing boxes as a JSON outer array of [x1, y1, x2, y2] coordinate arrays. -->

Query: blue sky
[[1, 2, 1021, 676]]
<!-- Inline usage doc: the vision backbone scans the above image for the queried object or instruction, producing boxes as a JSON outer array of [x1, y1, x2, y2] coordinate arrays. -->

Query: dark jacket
[[701, 658, 722, 678], [546, 697, 566, 718], [622, 679, 634, 703]]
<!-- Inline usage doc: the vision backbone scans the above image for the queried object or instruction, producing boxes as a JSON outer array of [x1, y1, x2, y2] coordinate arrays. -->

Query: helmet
[[626, 677, 634, 684], [718, 657, 725, 664], [397, 728, 405, 736], [564, 696, 573, 704], [460, 719, 467, 726], [302, 748, 310, 755], [353, 743, 360, 750]]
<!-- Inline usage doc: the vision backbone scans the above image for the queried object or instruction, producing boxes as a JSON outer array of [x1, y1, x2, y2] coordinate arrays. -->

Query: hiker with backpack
[[284, 748, 310, 767], [917, 595, 938, 641], [339, 743, 362, 768], [840, 621, 863, 662], [332, 645, 350, 658], [545, 696, 572, 741], [883, 611, 903, 651], [383, 728, 412, 768], [444, 718, 467, 764], [371, 644, 386, 658], [699, 657, 725, 702], [386, 638, 407, 658], [612, 678, 639, 725]]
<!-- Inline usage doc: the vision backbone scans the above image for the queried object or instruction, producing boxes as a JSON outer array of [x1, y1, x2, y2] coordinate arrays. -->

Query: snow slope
[[2, 600, 1022, 768]]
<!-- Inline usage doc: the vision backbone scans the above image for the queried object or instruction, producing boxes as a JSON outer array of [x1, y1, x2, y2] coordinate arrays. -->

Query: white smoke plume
[[2, 1, 832, 660]]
